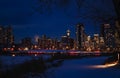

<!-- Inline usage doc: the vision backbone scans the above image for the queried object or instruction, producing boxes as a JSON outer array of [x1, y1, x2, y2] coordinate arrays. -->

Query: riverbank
[[0, 55, 64, 78], [0, 55, 119, 78]]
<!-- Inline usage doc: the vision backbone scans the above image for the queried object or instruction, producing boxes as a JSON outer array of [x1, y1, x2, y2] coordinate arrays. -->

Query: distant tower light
[[66, 29, 70, 37], [34, 35, 39, 42], [87, 36, 91, 41]]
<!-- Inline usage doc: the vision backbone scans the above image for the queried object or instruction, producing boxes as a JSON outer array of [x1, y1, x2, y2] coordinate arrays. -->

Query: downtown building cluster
[[0, 0, 120, 52], [16, 30, 74, 51], [0, 21, 120, 52], [75, 23, 115, 52]]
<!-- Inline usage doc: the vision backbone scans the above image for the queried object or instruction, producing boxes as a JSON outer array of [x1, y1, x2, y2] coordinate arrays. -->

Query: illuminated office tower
[[101, 24, 115, 48], [66, 29, 70, 37]]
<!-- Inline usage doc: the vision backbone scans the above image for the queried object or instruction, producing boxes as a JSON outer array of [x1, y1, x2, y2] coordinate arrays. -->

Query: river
[[1, 56, 119, 78], [44, 57, 120, 78]]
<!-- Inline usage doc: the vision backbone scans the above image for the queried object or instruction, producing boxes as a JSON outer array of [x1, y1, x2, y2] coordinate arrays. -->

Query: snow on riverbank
[[0, 56, 120, 78], [0, 55, 51, 70]]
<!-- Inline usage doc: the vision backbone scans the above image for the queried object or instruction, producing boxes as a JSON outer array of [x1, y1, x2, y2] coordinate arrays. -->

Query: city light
[[0, 22, 119, 52], [35, 54, 37, 56], [0, 1, 120, 78], [89, 61, 118, 69], [24, 47, 29, 51], [12, 54, 15, 57]]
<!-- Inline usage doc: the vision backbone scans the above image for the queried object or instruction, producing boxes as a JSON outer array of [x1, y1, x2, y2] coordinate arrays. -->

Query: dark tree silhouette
[[32, 0, 116, 23], [79, 0, 116, 23], [32, 0, 85, 15], [112, 0, 120, 48], [31, 0, 117, 34], [112, 0, 120, 19]]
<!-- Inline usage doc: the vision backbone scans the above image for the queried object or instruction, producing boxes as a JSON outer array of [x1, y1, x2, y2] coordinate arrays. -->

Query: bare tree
[[30, 0, 117, 34], [32, 0, 116, 22], [112, 0, 120, 19], [32, 0, 85, 15]]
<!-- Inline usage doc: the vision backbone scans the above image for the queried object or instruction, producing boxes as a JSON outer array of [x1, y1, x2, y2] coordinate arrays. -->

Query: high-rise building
[[34, 35, 39, 43], [61, 36, 68, 50], [76, 23, 84, 50], [37, 35, 59, 50], [0, 26, 4, 45], [0, 25, 14, 46], [21, 37, 32, 49], [93, 34, 100, 50], [101, 24, 115, 48], [60, 29, 74, 50], [5, 26, 14, 45], [114, 20, 120, 50], [113, 0, 120, 51], [66, 29, 70, 37], [61, 36, 74, 50]]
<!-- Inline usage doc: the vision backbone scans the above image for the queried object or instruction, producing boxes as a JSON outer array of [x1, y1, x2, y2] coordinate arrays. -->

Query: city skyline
[[0, 0, 116, 43], [0, 22, 116, 52], [0, 1, 120, 78], [0, 23, 106, 44]]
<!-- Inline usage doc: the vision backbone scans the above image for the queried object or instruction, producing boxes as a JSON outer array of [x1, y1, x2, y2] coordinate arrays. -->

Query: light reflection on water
[[88, 61, 118, 69]]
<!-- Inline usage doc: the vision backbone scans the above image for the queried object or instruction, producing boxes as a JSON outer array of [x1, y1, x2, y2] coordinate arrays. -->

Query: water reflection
[[88, 55, 119, 69], [89, 61, 118, 68]]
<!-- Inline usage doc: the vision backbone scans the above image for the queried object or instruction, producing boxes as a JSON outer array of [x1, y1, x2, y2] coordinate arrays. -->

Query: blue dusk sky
[[0, 0, 116, 43]]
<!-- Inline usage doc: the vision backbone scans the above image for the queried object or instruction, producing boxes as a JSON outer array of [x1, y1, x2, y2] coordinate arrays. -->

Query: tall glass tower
[[76, 23, 84, 50]]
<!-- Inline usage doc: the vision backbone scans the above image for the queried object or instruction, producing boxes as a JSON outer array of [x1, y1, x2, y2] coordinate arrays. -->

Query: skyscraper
[[76, 23, 84, 50], [60, 29, 74, 50], [0, 26, 4, 45], [6, 26, 14, 45], [21, 37, 32, 49], [66, 29, 70, 37], [0, 25, 14, 46], [113, 0, 120, 51], [101, 24, 115, 48]]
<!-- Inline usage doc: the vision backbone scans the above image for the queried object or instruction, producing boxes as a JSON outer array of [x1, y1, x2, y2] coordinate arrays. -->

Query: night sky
[[0, 0, 116, 43]]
